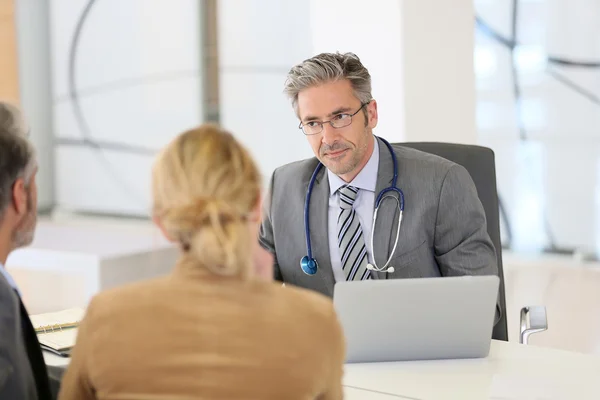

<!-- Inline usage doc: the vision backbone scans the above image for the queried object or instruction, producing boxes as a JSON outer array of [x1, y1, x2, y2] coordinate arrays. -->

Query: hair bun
[[169, 197, 248, 274], [162, 197, 245, 249], [193, 197, 242, 227]]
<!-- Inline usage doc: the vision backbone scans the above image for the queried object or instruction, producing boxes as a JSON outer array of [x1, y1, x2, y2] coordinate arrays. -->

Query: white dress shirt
[[328, 137, 380, 282]]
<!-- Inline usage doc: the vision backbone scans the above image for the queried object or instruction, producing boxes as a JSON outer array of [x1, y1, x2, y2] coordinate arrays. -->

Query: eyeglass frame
[[298, 100, 372, 136]]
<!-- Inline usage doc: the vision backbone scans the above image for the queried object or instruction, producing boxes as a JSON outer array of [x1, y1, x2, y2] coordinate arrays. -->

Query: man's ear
[[367, 99, 378, 129], [11, 178, 28, 216]]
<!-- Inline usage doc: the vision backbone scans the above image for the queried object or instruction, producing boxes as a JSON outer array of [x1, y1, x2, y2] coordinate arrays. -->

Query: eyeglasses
[[298, 101, 370, 135]]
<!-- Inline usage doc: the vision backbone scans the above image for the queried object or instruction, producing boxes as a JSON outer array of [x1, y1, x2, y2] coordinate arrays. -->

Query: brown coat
[[58, 258, 345, 400]]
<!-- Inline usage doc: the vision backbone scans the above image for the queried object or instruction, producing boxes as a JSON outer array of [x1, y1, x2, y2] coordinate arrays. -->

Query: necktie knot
[[339, 185, 359, 210]]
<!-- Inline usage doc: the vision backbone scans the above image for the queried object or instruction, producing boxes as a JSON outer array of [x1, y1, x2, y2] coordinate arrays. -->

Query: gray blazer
[[0, 272, 38, 400], [260, 137, 501, 320]]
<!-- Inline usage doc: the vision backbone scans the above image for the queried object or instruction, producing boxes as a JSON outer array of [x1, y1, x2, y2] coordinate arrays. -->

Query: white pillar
[[309, 0, 405, 143], [400, 0, 477, 144], [14, 0, 55, 211]]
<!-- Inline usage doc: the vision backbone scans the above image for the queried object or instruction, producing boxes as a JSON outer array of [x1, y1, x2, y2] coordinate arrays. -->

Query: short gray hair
[[284, 52, 372, 116], [0, 102, 36, 219]]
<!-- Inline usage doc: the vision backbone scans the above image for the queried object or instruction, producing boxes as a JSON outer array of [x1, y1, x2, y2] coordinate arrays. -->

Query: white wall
[[48, 0, 203, 216], [219, 0, 478, 184]]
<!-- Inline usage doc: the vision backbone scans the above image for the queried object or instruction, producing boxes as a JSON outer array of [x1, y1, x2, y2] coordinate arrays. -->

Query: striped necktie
[[337, 185, 370, 281]]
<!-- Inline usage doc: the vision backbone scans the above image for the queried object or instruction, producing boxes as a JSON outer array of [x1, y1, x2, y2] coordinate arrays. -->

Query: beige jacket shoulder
[[58, 261, 345, 400]]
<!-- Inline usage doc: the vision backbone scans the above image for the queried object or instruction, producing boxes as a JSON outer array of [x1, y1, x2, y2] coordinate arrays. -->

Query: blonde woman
[[58, 125, 345, 400]]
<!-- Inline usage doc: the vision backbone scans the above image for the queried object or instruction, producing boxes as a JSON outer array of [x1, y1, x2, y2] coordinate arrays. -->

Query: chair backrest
[[398, 142, 508, 341]]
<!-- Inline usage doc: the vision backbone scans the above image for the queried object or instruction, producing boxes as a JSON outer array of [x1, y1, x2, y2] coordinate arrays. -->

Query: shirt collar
[[0, 262, 20, 294], [328, 136, 379, 196]]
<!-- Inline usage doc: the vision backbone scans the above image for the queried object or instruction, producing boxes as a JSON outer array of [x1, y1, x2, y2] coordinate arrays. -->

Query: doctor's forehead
[[297, 80, 359, 120]]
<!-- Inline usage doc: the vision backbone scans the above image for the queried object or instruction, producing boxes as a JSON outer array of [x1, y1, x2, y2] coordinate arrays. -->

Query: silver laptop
[[333, 275, 499, 363]]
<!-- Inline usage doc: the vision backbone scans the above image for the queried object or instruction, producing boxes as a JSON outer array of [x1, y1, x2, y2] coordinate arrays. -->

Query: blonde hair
[[152, 124, 261, 278]]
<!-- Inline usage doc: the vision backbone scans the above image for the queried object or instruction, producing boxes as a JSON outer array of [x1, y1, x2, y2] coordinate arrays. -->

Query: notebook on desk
[[29, 308, 85, 357]]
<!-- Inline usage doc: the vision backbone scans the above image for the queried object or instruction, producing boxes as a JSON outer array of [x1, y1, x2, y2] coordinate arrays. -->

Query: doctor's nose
[[321, 123, 340, 146]]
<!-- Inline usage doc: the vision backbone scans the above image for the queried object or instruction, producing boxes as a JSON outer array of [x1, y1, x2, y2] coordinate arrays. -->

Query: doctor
[[259, 52, 499, 314]]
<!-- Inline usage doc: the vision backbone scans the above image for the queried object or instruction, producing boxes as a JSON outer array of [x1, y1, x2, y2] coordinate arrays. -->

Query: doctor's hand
[[253, 244, 274, 282]]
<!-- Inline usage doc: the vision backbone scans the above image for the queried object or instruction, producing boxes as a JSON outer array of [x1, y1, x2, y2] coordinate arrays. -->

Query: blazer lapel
[[308, 166, 335, 295], [372, 137, 399, 280], [17, 294, 53, 400]]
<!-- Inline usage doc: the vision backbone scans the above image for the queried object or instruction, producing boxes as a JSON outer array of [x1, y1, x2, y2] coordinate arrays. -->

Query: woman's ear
[[252, 244, 274, 282], [153, 215, 175, 243], [247, 194, 263, 223]]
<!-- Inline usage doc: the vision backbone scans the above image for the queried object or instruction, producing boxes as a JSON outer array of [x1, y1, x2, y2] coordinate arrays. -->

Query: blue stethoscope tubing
[[300, 137, 405, 275]]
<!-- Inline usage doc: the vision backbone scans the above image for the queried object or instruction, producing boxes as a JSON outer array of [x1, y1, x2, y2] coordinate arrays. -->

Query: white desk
[[343, 340, 600, 399], [344, 386, 407, 399], [46, 340, 600, 399]]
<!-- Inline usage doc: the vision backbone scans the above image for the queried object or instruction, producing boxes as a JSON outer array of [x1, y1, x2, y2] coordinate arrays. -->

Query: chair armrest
[[520, 306, 548, 344]]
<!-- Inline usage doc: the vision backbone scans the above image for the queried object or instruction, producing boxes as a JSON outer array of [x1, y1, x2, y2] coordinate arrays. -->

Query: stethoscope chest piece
[[300, 256, 318, 275]]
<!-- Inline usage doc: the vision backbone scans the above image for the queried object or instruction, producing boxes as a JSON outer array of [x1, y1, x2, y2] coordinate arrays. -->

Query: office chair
[[399, 142, 547, 343]]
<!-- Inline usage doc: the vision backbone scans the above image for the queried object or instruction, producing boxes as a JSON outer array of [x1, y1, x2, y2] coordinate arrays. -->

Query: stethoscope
[[300, 137, 405, 276]]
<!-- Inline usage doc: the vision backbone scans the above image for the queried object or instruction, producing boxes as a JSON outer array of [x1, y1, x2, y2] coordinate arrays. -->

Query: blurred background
[[1, 0, 600, 354]]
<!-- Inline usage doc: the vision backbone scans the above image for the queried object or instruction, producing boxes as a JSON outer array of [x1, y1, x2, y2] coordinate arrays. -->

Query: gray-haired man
[[259, 52, 501, 323], [0, 102, 53, 400]]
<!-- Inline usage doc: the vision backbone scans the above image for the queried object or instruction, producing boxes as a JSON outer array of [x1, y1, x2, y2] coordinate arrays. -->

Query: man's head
[[284, 52, 378, 182], [0, 102, 38, 254]]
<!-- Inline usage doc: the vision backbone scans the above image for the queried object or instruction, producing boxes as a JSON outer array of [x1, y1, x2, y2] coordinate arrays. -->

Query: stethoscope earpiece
[[367, 264, 395, 273], [300, 256, 318, 275]]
